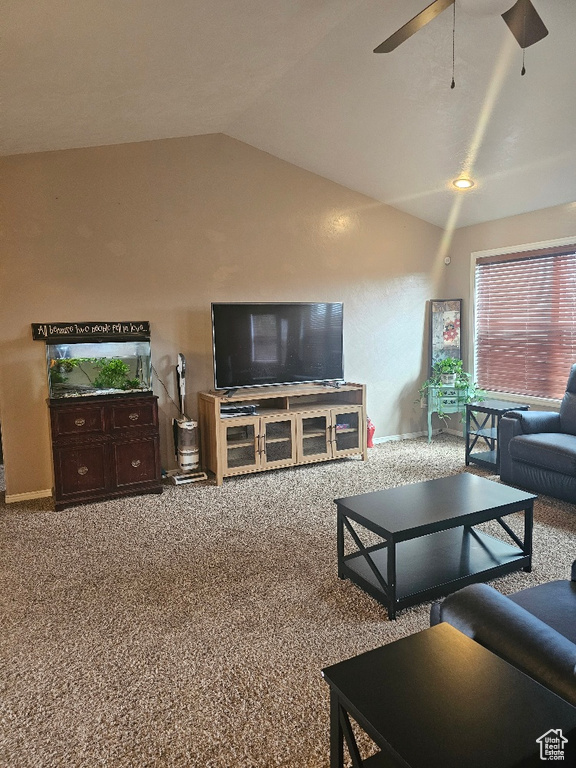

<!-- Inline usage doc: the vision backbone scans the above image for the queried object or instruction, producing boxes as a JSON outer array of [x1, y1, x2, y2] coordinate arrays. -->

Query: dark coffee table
[[322, 622, 576, 767], [335, 473, 536, 619]]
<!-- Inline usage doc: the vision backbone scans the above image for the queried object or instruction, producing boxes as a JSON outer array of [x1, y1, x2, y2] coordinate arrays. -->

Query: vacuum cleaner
[[168, 353, 207, 485]]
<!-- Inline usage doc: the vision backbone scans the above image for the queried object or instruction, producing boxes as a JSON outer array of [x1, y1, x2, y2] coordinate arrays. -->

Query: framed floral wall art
[[429, 299, 462, 371]]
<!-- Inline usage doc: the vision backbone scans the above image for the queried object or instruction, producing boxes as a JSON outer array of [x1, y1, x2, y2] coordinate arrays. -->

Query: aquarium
[[46, 340, 152, 398]]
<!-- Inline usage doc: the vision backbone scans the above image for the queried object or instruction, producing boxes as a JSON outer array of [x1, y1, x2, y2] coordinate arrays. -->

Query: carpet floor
[[1, 435, 576, 767]]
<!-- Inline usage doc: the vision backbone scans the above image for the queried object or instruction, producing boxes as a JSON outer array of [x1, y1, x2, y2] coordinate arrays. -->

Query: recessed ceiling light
[[452, 178, 475, 190]]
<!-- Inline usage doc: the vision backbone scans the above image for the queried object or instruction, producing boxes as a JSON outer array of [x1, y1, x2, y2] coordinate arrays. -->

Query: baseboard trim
[[5, 489, 53, 504], [442, 428, 465, 439], [372, 428, 465, 445], [373, 430, 429, 443]]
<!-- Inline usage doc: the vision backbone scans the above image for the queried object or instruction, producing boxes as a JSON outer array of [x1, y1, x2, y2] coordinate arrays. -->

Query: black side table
[[466, 399, 529, 472], [322, 623, 576, 768]]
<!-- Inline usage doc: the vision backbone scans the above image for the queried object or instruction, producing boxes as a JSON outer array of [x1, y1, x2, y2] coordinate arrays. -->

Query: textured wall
[[0, 134, 445, 498]]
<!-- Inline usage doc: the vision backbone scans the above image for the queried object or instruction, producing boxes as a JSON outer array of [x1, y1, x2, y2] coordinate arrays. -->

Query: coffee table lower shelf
[[355, 753, 395, 768], [340, 527, 529, 617]]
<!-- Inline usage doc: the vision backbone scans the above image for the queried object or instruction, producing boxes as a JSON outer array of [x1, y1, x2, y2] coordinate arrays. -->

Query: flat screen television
[[211, 302, 344, 390]]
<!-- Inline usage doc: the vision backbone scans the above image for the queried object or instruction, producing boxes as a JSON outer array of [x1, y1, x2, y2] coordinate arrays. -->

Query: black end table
[[335, 473, 535, 619], [465, 399, 529, 472], [322, 623, 576, 768]]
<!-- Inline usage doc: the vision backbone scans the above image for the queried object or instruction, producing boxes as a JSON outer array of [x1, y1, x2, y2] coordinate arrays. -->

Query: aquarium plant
[[93, 358, 141, 390]]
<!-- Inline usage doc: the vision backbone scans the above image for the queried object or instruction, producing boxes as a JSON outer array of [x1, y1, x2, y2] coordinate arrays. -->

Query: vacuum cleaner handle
[[176, 353, 187, 418]]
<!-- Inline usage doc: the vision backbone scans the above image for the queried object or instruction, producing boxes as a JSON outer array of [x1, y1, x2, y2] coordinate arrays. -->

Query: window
[[474, 243, 576, 400]]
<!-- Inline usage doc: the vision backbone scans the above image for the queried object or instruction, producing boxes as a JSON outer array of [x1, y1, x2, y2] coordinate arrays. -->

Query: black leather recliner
[[499, 364, 576, 503], [430, 561, 576, 706]]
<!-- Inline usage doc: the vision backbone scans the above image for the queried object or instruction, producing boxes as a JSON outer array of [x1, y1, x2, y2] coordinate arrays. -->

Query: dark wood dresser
[[49, 393, 162, 511]]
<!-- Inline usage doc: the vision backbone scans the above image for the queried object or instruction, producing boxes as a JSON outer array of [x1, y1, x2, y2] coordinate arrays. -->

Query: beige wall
[[444, 203, 576, 372], [0, 134, 446, 498]]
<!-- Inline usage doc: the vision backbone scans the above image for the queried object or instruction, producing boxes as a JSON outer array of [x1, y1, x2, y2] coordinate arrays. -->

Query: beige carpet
[[1, 435, 576, 768]]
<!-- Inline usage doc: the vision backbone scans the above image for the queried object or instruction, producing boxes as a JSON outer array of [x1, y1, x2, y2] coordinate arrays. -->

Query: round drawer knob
[[77, 466, 89, 476], [129, 413, 139, 421], [131, 459, 141, 468], [75, 418, 86, 427]]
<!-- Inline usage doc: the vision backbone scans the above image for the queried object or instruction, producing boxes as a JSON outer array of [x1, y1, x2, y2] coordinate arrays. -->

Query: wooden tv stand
[[198, 383, 367, 485]]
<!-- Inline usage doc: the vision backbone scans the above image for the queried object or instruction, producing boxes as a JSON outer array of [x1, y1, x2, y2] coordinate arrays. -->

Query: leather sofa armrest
[[499, 414, 523, 481], [430, 600, 441, 626], [431, 583, 576, 706], [503, 409, 561, 434]]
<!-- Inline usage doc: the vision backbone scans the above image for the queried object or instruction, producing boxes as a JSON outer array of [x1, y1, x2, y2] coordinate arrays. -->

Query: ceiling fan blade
[[501, 0, 548, 48], [373, 0, 454, 53]]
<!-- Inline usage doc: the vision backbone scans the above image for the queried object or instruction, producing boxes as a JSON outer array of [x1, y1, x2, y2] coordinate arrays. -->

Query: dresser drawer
[[112, 438, 160, 487], [110, 401, 157, 430], [54, 444, 108, 496], [51, 405, 106, 438]]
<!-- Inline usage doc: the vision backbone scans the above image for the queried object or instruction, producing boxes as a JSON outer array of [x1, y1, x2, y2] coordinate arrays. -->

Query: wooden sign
[[31, 321, 150, 342]]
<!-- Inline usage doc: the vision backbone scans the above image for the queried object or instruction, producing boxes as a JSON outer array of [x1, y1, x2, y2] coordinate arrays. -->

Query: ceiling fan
[[373, 0, 548, 53]]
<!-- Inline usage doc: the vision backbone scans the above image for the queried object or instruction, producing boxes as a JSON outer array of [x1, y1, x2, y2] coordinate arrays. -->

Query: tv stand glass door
[[332, 407, 363, 456], [261, 416, 297, 466], [224, 419, 259, 473], [222, 415, 297, 476]]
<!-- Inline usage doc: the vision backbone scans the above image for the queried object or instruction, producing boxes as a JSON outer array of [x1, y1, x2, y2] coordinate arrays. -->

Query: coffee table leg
[[329, 690, 344, 768], [387, 540, 397, 620], [337, 507, 344, 579], [523, 502, 533, 572]]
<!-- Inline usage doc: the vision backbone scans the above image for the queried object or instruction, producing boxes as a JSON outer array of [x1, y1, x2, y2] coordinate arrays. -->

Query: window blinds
[[475, 245, 576, 400]]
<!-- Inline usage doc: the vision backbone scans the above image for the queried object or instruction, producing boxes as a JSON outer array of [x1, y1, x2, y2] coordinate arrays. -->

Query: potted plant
[[418, 358, 485, 422], [434, 356, 463, 385]]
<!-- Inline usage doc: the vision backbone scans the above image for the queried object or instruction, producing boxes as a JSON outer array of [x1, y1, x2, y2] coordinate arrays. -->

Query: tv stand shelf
[[198, 383, 367, 485]]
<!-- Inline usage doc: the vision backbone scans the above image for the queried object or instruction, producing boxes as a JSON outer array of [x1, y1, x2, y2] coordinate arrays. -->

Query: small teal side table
[[427, 385, 470, 442]]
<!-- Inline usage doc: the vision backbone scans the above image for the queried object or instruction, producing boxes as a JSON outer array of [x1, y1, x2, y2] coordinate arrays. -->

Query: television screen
[[212, 302, 344, 390]]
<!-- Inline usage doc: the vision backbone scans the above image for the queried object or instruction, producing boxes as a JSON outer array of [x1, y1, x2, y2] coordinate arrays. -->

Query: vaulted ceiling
[[3, 0, 575, 228]]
